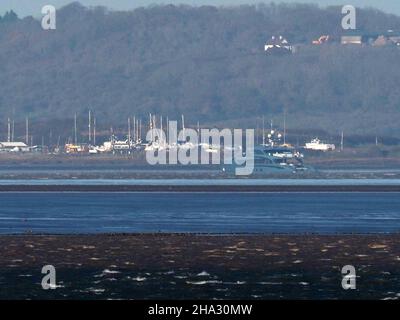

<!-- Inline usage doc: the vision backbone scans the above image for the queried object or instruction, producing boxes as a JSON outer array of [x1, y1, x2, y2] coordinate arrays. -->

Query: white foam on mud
[[88, 288, 105, 294], [223, 281, 247, 285], [164, 270, 175, 275], [102, 269, 121, 274], [131, 276, 147, 282], [186, 280, 222, 285]]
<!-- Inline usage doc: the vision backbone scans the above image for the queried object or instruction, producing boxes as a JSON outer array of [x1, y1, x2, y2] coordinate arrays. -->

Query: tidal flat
[[1, 234, 399, 300]]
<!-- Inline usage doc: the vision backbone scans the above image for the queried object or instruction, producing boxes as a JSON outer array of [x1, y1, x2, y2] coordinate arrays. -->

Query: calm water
[[0, 192, 400, 234], [1, 178, 400, 185]]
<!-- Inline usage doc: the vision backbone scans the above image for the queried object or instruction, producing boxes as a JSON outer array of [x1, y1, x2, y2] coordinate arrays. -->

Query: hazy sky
[[1, 0, 400, 17]]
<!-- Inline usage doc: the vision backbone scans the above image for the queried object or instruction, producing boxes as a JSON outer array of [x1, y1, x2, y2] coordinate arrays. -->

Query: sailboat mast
[[160, 115, 163, 143], [256, 119, 259, 145], [341, 131, 344, 151], [262, 116, 265, 145], [149, 113, 152, 142], [128, 117, 131, 144], [133, 116, 136, 143], [88, 110, 91, 143], [25, 117, 29, 145], [11, 119, 14, 142], [283, 110, 286, 145], [135, 118, 137, 143], [153, 115, 156, 135], [74, 113, 78, 145], [7, 118, 10, 142], [166, 116, 169, 142], [93, 117, 96, 146], [139, 119, 142, 142], [182, 114, 185, 139]]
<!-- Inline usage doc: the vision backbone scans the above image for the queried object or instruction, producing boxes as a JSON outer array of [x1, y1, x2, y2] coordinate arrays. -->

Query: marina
[[1, 112, 399, 181]]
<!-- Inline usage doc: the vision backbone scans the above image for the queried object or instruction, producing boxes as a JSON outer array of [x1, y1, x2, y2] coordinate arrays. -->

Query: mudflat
[[0, 234, 399, 299]]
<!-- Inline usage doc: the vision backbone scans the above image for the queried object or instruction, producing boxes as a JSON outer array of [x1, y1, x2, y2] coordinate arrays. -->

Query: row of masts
[[2, 111, 363, 152], [257, 115, 346, 151], [148, 113, 188, 143], [76, 111, 145, 146], [6, 117, 30, 144], [259, 115, 286, 147]]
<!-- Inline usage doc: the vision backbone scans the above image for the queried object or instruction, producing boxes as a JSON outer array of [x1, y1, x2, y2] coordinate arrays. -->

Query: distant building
[[341, 35, 363, 45], [265, 36, 293, 54], [0, 141, 30, 152], [312, 35, 330, 45], [341, 30, 400, 47], [373, 35, 390, 46], [373, 32, 400, 47], [388, 36, 400, 46]]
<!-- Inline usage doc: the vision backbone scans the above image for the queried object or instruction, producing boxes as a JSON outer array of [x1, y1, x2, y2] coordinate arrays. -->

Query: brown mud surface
[[1, 234, 399, 300]]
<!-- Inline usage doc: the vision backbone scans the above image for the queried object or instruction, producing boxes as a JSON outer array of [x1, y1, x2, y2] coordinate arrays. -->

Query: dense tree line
[[0, 2, 400, 143]]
